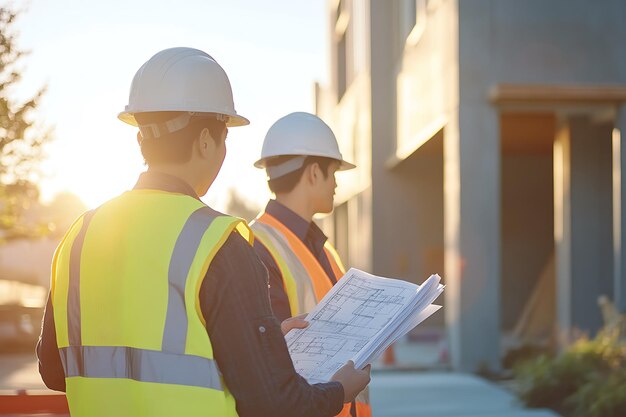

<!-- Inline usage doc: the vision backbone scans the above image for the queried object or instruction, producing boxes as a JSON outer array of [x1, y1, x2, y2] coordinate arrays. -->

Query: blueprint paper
[[286, 268, 444, 384], [361, 304, 441, 368]]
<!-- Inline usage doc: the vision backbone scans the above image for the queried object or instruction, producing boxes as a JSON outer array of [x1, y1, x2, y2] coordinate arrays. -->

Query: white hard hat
[[254, 112, 355, 177], [118, 47, 249, 128]]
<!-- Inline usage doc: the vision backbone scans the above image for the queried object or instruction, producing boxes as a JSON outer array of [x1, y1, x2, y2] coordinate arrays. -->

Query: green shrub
[[502, 344, 553, 370], [567, 369, 626, 417], [514, 322, 625, 416], [515, 351, 597, 415]]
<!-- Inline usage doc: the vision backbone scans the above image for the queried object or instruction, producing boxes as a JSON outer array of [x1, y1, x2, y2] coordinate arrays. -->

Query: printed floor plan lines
[[285, 269, 445, 384], [305, 275, 414, 338]]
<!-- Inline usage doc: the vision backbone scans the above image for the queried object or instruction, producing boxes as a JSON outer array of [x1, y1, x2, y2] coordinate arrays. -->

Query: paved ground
[[368, 337, 560, 416], [369, 371, 560, 417]]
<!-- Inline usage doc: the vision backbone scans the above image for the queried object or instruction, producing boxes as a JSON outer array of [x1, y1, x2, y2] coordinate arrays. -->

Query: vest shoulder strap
[[251, 221, 318, 315]]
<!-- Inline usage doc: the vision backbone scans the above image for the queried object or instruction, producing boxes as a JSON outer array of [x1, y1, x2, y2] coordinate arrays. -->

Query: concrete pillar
[[444, 104, 501, 372], [554, 115, 614, 342], [554, 121, 572, 343], [614, 107, 626, 313], [369, 1, 401, 280], [443, 0, 501, 372]]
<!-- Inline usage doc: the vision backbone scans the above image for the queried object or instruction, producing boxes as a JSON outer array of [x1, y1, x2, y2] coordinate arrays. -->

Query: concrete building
[[315, 0, 626, 372]]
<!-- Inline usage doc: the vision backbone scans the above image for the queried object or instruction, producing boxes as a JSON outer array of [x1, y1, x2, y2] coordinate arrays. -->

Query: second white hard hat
[[118, 47, 249, 128], [254, 112, 355, 173]]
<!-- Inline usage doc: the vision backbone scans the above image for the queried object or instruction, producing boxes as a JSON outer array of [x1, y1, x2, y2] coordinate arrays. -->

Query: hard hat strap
[[189, 112, 228, 123], [266, 156, 307, 179], [139, 113, 193, 139]]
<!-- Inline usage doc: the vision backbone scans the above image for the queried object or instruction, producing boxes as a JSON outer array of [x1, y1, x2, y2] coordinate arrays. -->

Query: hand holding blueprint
[[285, 268, 444, 384]]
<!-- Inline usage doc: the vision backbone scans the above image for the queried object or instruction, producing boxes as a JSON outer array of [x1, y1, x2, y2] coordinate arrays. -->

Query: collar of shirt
[[265, 200, 328, 251], [133, 170, 200, 200]]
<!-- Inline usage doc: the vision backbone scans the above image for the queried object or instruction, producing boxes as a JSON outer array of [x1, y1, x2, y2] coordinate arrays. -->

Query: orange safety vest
[[251, 212, 372, 417]]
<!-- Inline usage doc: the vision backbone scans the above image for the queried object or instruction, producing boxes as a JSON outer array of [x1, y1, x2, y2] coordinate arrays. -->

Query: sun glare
[[18, 0, 325, 213]]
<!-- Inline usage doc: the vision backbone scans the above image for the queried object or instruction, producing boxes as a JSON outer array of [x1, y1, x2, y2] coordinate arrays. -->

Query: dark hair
[[135, 112, 226, 165], [267, 156, 334, 194]]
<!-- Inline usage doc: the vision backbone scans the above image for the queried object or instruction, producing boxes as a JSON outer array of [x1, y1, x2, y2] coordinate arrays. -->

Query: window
[[397, 0, 428, 51], [399, 0, 417, 42], [337, 31, 347, 99], [334, 0, 357, 102]]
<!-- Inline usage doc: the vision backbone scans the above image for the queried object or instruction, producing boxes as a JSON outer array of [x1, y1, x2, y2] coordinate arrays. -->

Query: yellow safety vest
[[251, 212, 372, 417], [51, 189, 251, 417]]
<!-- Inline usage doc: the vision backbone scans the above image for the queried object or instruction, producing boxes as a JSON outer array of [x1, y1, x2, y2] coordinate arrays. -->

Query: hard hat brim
[[118, 111, 250, 128], [338, 160, 357, 171], [224, 113, 250, 127], [254, 155, 356, 171]]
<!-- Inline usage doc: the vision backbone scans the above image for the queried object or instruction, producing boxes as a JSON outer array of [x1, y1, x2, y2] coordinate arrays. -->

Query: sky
[[14, 0, 328, 211]]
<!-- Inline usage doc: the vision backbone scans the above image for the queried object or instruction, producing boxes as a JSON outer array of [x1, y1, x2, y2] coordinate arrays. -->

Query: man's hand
[[280, 313, 309, 336], [330, 361, 371, 403]]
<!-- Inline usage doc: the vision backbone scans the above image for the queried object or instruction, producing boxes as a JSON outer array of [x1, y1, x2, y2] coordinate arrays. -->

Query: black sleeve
[[253, 239, 293, 322], [200, 232, 344, 417], [36, 292, 66, 392]]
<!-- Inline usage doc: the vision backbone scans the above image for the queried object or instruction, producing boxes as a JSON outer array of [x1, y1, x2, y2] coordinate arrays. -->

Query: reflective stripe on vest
[[164, 207, 219, 354], [66, 209, 96, 346], [324, 241, 346, 278], [60, 345, 222, 390]]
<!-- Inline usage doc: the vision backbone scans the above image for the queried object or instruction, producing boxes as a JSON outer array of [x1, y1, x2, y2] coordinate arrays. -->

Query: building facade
[[316, 0, 626, 371]]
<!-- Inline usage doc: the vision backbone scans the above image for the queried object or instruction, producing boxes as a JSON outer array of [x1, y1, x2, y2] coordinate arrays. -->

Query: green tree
[[0, 5, 51, 240]]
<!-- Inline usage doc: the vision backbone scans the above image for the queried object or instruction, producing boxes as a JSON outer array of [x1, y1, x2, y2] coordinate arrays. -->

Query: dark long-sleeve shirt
[[37, 171, 344, 417], [253, 200, 339, 322]]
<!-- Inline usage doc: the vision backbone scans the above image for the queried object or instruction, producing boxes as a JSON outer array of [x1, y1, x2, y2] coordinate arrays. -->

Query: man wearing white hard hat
[[37, 48, 369, 417], [251, 112, 372, 417]]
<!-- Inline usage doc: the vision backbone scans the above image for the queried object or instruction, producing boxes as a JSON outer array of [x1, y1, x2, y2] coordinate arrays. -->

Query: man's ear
[[197, 128, 213, 158], [136, 131, 143, 146], [306, 162, 321, 185]]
